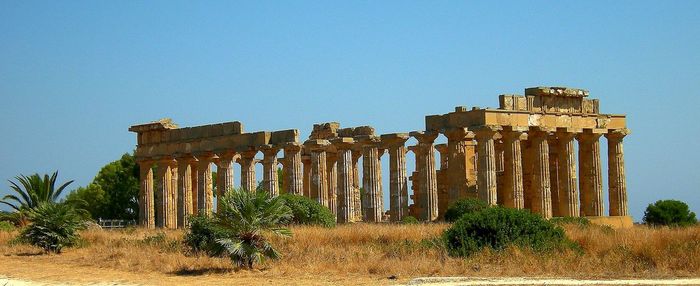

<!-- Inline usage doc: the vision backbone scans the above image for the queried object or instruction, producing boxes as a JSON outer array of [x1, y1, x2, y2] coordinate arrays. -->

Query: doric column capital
[[576, 129, 605, 142], [331, 137, 356, 150], [259, 144, 280, 156], [282, 142, 303, 152], [356, 135, 381, 146], [380, 133, 410, 148], [474, 125, 502, 140], [434, 143, 448, 156], [304, 139, 331, 151], [192, 152, 216, 163], [443, 127, 475, 141], [605, 128, 630, 142], [239, 149, 258, 159], [157, 157, 177, 167], [410, 131, 439, 144]]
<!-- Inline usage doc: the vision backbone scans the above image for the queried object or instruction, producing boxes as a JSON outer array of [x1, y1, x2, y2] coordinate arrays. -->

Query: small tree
[[643, 200, 697, 227], [215, 188, 293, 269], [444, 198, 490, 222], [21, 202, 86, 253], [2, 171, 74, 226], [278, 194, 335, 227]]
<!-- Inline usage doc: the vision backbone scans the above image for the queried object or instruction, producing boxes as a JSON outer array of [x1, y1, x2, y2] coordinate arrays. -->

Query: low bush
[[0, 221, 15, 232], [278, 194, 335, 227], [443, 207, 574, 257], [444, 198, 490, 222], [183, 214, 228, 256], [401, 216, 419, 224], [21, 202, 86, 253], [643, 200, 697, 227]]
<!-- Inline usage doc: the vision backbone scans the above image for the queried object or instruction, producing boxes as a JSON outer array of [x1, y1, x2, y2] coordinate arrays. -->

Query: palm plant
[[2, 171, 74, 211], [21, 202, 86, 253], [215, 188, 293, 269]]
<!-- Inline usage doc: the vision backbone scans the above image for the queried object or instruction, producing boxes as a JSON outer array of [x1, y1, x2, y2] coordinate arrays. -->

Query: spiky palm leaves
[[215, 188, 293, 269], [1, 172, 74, 226]]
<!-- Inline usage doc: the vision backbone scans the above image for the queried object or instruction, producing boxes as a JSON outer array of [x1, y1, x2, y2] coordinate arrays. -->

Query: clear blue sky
[[1, 1, 698, 221]]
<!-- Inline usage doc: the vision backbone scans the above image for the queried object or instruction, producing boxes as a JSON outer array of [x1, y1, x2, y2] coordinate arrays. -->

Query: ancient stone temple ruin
[[129, 86, 630, 229]]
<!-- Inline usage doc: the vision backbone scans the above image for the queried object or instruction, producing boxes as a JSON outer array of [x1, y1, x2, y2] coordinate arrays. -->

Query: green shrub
[[21, 202, 86, 253], [643, 200, 697, 227], [278, 194, 335, 227], [444, 198, 490, 222], [0, 221, 15, 232], [401, 215, 419, 224], [183, 214, 228, 256], [550, 216, 591, 228], [443, 207, 574, 257]]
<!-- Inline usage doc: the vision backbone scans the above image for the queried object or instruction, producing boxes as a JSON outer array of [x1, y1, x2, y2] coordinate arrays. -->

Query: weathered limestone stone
[[169, 164, 178, 228], [332, 137, 355, 223], [214, 153, 235, 212], [443, 128, 476, 203], [176, 157, 195, 228], [529, 128, 553, 218], [260, 145, 280, 196], [548, 136, 560, 217], [138, 161, 155, 229], [305, 139, 330, 207], [239, 150, 258, 192], [475, 127, 500, 206], [156, 159, 177, 228], [555, 130, 580, 217], [410, 131, 439, 221], [282, 143, 304, 196], [351, 145, 363, 221], [302, 154, 311, 198], [196, 156, 214, 215], [606, 129, 629, 216], [358, 136, 383, 222], [381, 133, 409, 222], [500, 128, 526, 209], [326, 151, 338, 218], [435, 143, 450, 218], [407, 145, 422, 218], [577, 130, 605, 217], [190, 163, 198, 215]]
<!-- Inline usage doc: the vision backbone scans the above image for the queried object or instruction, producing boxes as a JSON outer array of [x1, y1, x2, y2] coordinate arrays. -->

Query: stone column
[[215, 153, 235, 212], [381, 133, 409, 222], [530, 128, 553, 218], [332, 138, 355, 223], [501, 128, 526, 209], [475, 127, 500, 206], [196, 155, 214, 215], [351, 146, 363, 221], [302, 154, 311, 198], [283, 143, 304, 196], [190, 162, 198, 215], [156, 159, 176, 228], [444, 128, 475, 203], [260, 145, 280, 196], [410, 131, 439, 221], [606, 129, 630, 216], [577, 130, 605, 217], [138, 161, 155, 229], [239, 150, 258, 192], [435, 143, 450, 218], [359, 136, 383, 222], [305, 139, 330, 206], [548, 137, 560, 217], [326, 151, 338, 219], [176, 157, 195, 228], [555, 130, 580, 217]]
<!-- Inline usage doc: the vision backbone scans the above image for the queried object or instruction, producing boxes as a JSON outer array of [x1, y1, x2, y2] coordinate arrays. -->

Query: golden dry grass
[[0, 223, 698, 285]]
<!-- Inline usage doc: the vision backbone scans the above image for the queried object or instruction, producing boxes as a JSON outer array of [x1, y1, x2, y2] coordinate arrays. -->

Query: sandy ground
[[408, 277, 700, 285]]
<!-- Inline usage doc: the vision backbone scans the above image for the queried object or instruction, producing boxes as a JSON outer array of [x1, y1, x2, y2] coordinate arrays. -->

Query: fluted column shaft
[[334, 139, 355, 223], [361, 140, 383, 222], [190, 163, 198, 215], [383, 134, 409, 222], [556, 132, 580, 217], [283, 143, 304, 196], [411, 131, 439, 221], [156, 160, 176, 228], [177, 158, 194, 228], [239, 150, 257, 192], [215, 155, 235, 212], [475, 129, 499, 206], [302, 155, 311, 198], [606, 129, 629, 216], [196, 158, 214, 215], [261, 146, 280, 196], [169, 165, 178, 228], [138, 162, 155, 229], [445, 129, 475, 203], [326, 153, 338, 218], [577, 132, 604, 216], [530, 131, 553, 218], [351, 150, 363, 221], [501, 131, 525, 209], [306, 140, 330, 207]]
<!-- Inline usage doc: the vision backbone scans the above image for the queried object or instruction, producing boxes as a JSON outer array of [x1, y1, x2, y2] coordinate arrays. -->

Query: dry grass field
[[0, 223, 699, 285]]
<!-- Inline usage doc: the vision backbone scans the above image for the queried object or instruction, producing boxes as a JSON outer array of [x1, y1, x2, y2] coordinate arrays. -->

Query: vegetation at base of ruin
[[65, 153, 139, 220], [278, 193, 336, 227], [643, 199, 697, 227], [443, 198, 490, 222], [401, 215, 420, 224], [214, 188, 292, 269], [0, 221, 15, 232], [443, 207, 577, 257], [1, 224, 699, 285], [549, 216, 591, 228], [183, 214, 228, 256], [1, 171, 75, 226], [20, 202, 86, 253]]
